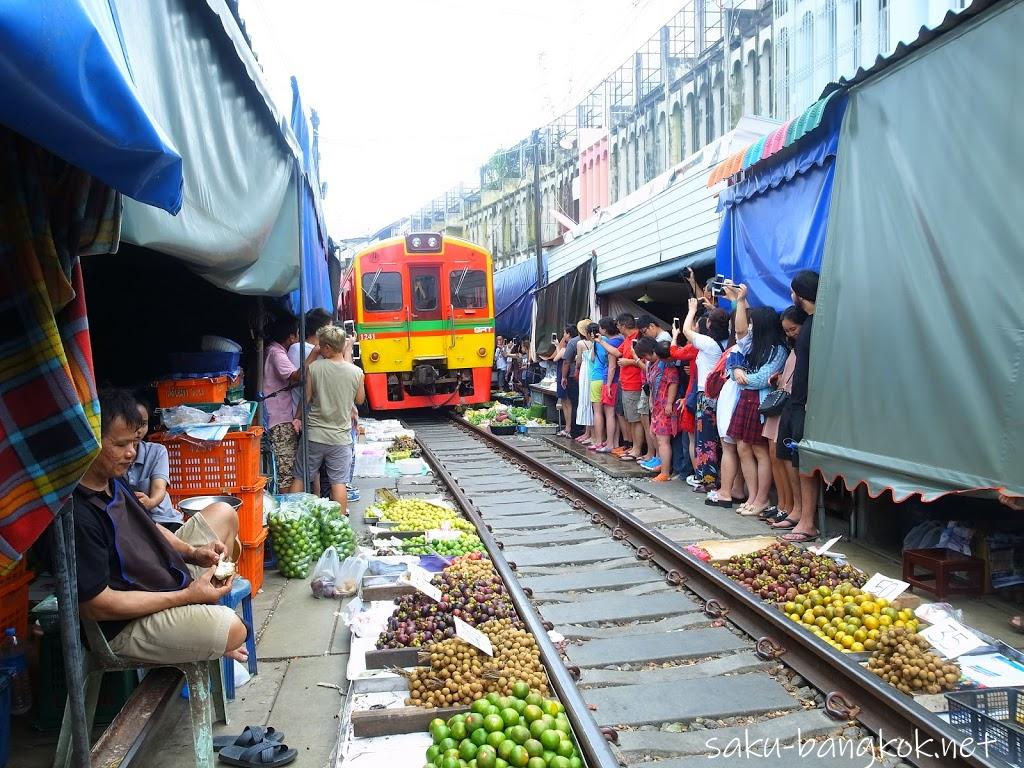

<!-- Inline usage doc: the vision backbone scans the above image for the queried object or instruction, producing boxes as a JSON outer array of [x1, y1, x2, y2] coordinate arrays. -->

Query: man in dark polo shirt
[[66, 389, 247, 663]]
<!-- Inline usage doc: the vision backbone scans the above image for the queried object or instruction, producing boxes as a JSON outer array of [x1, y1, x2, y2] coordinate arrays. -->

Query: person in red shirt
[[614, 314, 647, 461]]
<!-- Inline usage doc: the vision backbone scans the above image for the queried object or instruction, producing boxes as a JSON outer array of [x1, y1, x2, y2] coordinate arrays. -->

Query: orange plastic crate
[[170, 477, 267, 542], [156, 372, 243, 407], [151, 427, 262, 490], [237, 527, 268, 595], [0, 568, 33, 640]]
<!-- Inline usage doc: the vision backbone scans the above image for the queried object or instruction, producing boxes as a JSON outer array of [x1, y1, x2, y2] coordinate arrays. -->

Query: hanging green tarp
[[802, 0, 1024, 500]]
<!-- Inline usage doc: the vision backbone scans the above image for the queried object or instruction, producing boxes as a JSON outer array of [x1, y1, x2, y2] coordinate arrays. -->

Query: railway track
[[407, 414, 999, 768]]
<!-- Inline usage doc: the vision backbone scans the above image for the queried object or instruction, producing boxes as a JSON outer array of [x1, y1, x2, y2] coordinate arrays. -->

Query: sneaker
[[685, 474, 701, 488], [347, 488, 361, 502], [640, 458, 662, 471]]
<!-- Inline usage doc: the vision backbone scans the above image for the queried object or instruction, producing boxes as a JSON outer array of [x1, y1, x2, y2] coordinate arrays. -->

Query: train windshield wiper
[[453, 267, 469, 297], [365, 267, 383, 302]]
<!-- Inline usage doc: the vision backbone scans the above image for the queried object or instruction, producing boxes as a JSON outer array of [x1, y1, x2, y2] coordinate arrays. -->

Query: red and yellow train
[[339, 233, 495, 411]]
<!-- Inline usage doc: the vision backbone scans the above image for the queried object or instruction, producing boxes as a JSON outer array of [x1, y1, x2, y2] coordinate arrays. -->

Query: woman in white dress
[[575, 320, 595, 442]]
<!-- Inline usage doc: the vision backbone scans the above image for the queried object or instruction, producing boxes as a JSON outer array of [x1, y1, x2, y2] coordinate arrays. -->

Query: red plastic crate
[[151, 427, 262, 490], [0, 568, 33, 641], [156, 372, 243, 407], [170, 477, 267, 542], [237, 528, 268, 595]]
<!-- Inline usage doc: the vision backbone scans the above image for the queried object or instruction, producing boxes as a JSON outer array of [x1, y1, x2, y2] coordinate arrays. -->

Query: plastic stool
[[219, 577, 258, 699]]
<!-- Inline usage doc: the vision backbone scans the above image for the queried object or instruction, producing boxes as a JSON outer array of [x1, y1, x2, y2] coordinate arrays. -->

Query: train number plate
[[473, 327, 492, 334], [359, 333, 375, 341]]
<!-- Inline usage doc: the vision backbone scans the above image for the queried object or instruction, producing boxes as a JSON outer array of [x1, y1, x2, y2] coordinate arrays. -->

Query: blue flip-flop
[[218, 739, 297, 767]]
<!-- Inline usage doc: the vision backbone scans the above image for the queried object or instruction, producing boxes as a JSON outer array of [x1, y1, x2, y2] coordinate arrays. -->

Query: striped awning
[[707, 90, 844, 187]]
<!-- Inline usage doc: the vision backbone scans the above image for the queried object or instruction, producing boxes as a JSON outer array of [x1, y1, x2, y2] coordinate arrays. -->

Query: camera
[[709, 274, 728, 297]]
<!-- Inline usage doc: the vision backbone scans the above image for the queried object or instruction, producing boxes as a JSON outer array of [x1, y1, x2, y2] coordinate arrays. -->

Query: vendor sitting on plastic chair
[[47, 389, 249, 668]]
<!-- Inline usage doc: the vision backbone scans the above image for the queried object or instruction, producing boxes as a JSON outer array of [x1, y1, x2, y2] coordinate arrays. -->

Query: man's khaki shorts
[[622, 389, 643, 423], [108, 511, 240, 664]]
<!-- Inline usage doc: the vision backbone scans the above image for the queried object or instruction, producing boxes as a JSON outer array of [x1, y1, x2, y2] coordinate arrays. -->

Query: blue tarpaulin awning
[[0, 0, 183, 212], [494, 256, 546, 340], [596, 248, 715, 295]]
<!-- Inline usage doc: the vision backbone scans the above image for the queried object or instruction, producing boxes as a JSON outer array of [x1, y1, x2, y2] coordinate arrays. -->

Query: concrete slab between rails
[[634, 480, 769, 538], [569, 627, 748, 667], [657, 524, 722, 544], [488, 514, 590, 531], [616, 708, 844, 759], [516, 558, 640, 576], [533, 585, 673, 604], [630, 507, 693, 525], [539, 591, 699, 625], [539, 436, 651, 478], [561, 613, 709, 640], [472, 492, 562, 507], [499, 528, 609, 546], [519, 566, 658, 592], [481, 505, 582, 521], [584, 676, 797, 727], [396, 477, 437, 490], [580, 651, 770, 687], [502, 540, 630, 567]]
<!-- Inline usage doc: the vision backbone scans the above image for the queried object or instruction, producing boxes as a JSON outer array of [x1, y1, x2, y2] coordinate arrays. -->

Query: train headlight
[[427, 236, 439, 249], [411, 236, 422, 248], [369, 351, 380, 362], [405, 232, 443, 253], [477, 347, 487, 357]]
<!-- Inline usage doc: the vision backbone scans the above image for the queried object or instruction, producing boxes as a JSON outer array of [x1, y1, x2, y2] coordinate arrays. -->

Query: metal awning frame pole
[[295, 160, 309, 489], [53, 501, 91, 767]]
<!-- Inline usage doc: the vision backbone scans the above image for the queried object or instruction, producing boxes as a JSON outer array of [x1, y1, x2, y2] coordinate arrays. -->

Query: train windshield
[[362, 270, 403, 311], [450, 269, 486, 309]]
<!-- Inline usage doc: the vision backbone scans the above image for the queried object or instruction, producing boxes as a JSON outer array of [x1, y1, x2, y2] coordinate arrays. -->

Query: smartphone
[[343, 319, 356, 336], [672, 317, 680, 328], [709, 274, 728, 297], [551, 333, 557, 343]]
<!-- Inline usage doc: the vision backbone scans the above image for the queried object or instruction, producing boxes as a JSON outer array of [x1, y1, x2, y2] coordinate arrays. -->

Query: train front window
[[362, 271, 403, 312], [413, 273, 439, 311], [450, 269, 486, 309]]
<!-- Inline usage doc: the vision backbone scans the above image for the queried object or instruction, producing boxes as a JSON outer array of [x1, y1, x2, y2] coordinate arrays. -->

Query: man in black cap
[[776, 270, 820, 544]]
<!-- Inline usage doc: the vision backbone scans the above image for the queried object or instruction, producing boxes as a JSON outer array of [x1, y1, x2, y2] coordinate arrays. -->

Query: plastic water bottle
[[0, 628, 32, 715]]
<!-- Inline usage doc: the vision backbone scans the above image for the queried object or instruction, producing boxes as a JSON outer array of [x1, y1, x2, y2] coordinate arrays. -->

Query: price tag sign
[[454, 617, 493, 656], [426, 529, 462, 542], [862, 572, 911, 601], [809, 535, 843, 557], [401, 566, 442, 602], [920, 618, 986, 659]]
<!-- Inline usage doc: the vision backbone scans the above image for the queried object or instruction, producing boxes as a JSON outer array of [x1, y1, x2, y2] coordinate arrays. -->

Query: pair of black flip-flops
[[214, 725, 297, 766]]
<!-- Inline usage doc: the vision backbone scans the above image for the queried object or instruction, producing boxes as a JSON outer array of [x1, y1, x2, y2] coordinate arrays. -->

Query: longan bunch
[[444, 556, 495, 581], [866, 627, 960, 695], [406, 618, 548, 708]]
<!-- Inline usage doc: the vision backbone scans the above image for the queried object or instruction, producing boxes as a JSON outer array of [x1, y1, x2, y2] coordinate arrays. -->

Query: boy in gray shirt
[[126, 403, 183, 530]]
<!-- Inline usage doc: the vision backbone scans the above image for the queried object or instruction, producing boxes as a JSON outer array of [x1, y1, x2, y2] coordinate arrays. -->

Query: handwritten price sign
[[401, 566, 442, 603], [862, 572, 911, 601], [920, 618, 985, 659], [454, 617, 494, 656]]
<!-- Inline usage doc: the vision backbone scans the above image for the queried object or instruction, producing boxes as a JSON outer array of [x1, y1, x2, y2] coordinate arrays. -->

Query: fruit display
[[407, 621, 549, 708], [376, 562, 515, 649], [321, 515, 357, 558], [866, 628, 961, 695], [390, 435, 419, 453], [464, 406, 546, 427], [268, 501, 322, 579], [715, 542, 866, 602], [369, 499, 476, 534], [401, 534, 485, 557], [422, 685, 581, 768], [781, 584, 920, 653]]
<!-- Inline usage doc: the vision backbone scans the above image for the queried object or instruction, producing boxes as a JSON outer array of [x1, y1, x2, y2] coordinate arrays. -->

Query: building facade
[[391, 0, 964, 273]]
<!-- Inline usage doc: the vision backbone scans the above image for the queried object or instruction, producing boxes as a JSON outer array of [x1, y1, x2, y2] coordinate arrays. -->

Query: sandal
[[218, 739, 298, 767], [739, 504, 768, 517], [780, 531, 819, 544], [620, 453, 641, 461], [770, 516, 797, 530], [652, 473, 672, 482], [214, 726, 284, 753], [757, 505, 779, 521], [1010, 616, 1024, 634], [556, 430, 572, 438], [704, 491, 733, 509]]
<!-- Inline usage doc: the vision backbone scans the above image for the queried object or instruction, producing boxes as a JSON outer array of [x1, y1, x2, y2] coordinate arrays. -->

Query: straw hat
[[576, 319, 593, 336]]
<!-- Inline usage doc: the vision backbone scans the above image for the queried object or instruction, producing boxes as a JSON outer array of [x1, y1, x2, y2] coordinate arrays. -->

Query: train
[[339, 233, 495, 411]]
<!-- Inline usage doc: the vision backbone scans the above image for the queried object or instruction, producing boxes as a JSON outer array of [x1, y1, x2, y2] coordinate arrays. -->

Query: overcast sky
[[239, 0, 687, 239]]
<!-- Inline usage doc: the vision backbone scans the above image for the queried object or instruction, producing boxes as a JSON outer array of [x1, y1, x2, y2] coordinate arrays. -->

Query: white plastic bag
[[310, 546, 344, 599], [335, 554, 369, 597]]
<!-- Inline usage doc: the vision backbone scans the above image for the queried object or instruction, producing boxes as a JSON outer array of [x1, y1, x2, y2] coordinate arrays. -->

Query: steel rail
[[443, 415, 1001, 768], [415, 430, 622, 768]]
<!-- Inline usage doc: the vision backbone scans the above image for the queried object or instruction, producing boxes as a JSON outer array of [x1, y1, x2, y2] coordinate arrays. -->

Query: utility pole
[[532, 129, 544, 292]]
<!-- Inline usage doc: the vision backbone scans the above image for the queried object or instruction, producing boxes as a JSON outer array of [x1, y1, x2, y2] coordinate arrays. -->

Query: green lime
[[484, 715, 505, 734], [486, 731, 506, 749], [528, 720, 548, 741], [472, 699, 492, 716], [568, 758, 581, 768], [510, 699, 527, 715], [556, 741, 574, 759], [438, 738, 458, 753], [471, 729, 489, 747], [511, 681, 531, 699], [486, 705, 501, 717], [426, 746, 441, 762], [476, 746, 497, 768], [540, 731, 562, 752], [465, 714, 485, 732], [541, 700, 560, 717], [500, 709, 521, 728], [497, 696, 515, 710], [459, 741, 478, 761], [495, 760, 508, 768], [542, 752, 555, 764], [497, 740, 515, 761], [431, 723, 451, 743], [486, 693, 502, 706], [549, 757, 571, 768], [523, 739, 543, 759], [523, 705, 544, 724], [553, 719, 571, 735], [508, 726, 530, 746], [525, 693, 544, 707], [508, 746, 529, 768], [441, 757, 461, 768], [430, 719, 447, 733], [527, 759, 545, 768], [450, 721, 468, 741]]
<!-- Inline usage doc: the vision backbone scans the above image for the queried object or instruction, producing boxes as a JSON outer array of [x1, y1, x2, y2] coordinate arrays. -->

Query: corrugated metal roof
[[707, 0, 1012, 187]]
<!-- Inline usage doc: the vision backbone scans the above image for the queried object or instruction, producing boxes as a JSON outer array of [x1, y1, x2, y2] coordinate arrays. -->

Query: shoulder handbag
[[703, 354, 729, 400], [758, 388, 789, 416]]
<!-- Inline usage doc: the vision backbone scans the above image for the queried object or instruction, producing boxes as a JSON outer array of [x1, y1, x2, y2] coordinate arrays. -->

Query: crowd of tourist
[[514, 268, 824, 543]]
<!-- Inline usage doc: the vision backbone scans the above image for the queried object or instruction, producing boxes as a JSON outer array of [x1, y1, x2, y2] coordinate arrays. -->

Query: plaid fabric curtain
[[0, 128, 120, 572]]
